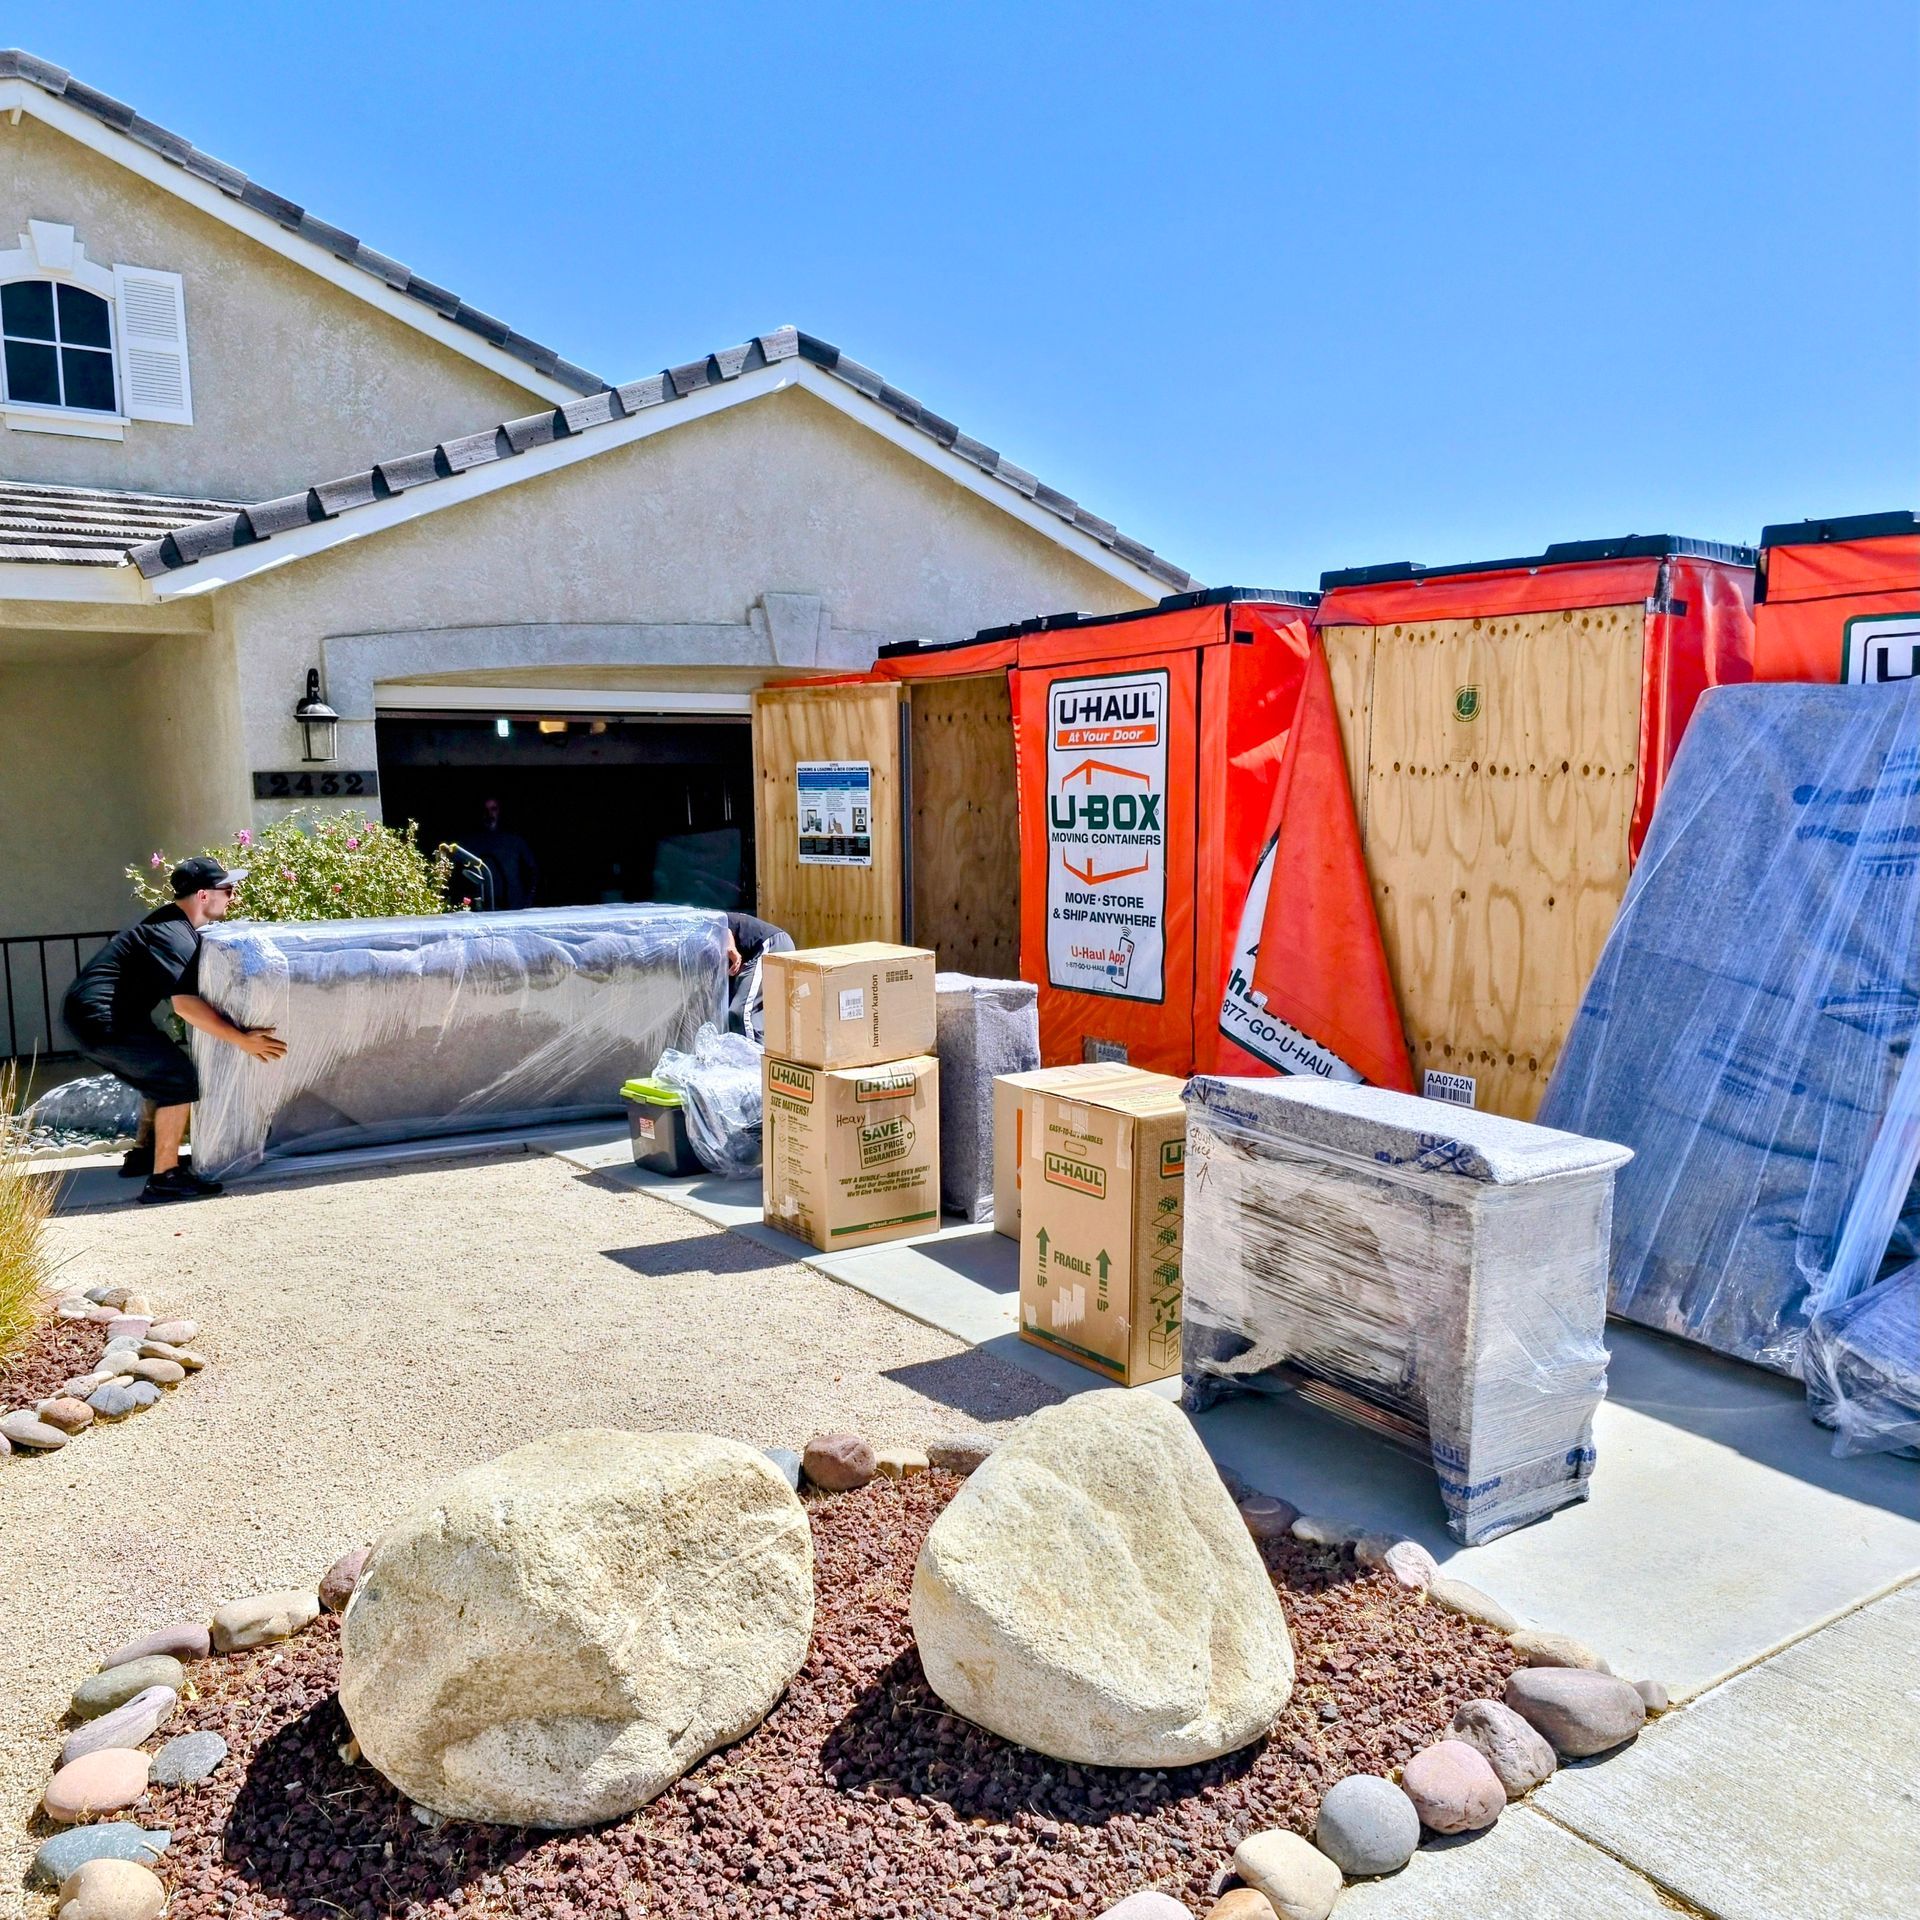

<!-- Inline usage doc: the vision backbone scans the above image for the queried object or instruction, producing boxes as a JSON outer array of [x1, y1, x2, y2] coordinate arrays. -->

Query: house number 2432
[[251, 770, 379, 799]]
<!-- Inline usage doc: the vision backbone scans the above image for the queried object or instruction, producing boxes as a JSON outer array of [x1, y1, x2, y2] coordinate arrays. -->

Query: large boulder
[[909, 1390, 1294, 1766], [339, 1429, 813, 1827]]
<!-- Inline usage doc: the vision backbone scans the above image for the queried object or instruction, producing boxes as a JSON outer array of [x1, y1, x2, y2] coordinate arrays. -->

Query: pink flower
[[282, 867, 296, 881], [332, 883, 342, 893], [236, 829, 253, 848], [345, 836, 361, 851], [149, 852, 164, 869]]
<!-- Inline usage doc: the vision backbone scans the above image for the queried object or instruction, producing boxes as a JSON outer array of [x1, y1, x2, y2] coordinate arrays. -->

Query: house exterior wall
[[0, 112, 544, 501], [219, 385, 1150, 795]]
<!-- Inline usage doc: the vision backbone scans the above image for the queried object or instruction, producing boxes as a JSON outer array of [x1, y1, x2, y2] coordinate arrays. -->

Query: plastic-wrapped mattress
[[1539, 683, 1920, 1375], [1181, 1076, 1630, 1544], [190, 907, 728, 1180]]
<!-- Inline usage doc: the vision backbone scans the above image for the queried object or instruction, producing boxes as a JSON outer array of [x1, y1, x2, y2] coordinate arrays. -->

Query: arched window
[[2, 280, 117, 412]]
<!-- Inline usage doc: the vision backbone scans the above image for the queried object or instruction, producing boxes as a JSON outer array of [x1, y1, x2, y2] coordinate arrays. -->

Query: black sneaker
[[139, 1166, 224, 1205], [119, 1145, 154, 1179]]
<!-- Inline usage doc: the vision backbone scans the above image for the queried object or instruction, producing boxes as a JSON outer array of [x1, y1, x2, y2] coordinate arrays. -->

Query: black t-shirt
[[64, 904, 202, 1040]]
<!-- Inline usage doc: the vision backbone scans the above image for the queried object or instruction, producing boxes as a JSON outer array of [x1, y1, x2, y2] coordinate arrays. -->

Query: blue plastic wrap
[[190, 907, 728, 1179], [654, 1024, 764, 1176], [1804, 1261, 1920, 1458], [1540, 684, 1920, 1376]]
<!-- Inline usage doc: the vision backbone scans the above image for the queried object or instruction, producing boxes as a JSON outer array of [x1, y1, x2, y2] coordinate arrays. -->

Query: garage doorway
[[375, 701, 756, 912]]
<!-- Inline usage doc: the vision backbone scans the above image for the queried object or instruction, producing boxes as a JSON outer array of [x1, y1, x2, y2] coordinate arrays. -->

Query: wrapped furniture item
[[1539, 683, 1920, 1375], [1803, 1262, 1920, 1459], [653, 1023, 765, 1177], [191, 907, 728, 1180], [1182, 1076, 1630, 1545], [934, 972, 1040, 1221]]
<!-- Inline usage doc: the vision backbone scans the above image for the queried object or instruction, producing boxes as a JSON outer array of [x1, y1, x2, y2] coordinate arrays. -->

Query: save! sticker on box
[[1044, 668, 1169, 1003]]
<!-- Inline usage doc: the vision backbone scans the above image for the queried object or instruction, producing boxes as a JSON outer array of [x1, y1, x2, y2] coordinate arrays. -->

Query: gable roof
[[0, 477, 238, 564], [0, 49, 605, 400], [123, 327, 1197, 597]]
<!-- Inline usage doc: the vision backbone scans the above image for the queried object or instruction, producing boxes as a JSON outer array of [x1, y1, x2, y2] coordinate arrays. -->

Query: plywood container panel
[[1337, 605, 1645, 1117], [908, 673, 1020, 976], [752, 683, 904, 949]]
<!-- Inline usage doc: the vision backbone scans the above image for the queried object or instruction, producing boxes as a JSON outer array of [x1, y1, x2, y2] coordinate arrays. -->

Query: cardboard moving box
[[1020, 1076, 1187, 1384], [761, 943, 937, 1070], [992, 1062, 1166, 1241], [764, 1054, 941, 1251]]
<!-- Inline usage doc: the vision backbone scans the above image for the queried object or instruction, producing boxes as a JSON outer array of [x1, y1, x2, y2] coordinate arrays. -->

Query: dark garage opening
[[376, 710, 756, 912]]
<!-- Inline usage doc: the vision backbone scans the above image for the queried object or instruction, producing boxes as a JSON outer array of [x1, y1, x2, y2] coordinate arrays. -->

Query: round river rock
[[1315, 1771, 1421, 1875], [1452, 1697, 1558, 1796], [1505, 1667, 1647, 1757], [1400, 1738, 1505, 1833]]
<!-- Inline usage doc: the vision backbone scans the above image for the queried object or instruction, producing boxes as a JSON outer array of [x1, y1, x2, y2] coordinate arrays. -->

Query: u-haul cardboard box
[[1019, 1076, 1187, 1385], [763, 1054, 941, 1251], [761, 943, 937, 1070], [991, 1062, 1164, 1240]]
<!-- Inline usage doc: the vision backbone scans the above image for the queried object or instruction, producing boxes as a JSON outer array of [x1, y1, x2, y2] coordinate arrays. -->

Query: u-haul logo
[[1044, 1152, 1106, 1198], [767, 1062, 814, 1102], [853, 1069, 916, 1101], [1843, 613, 1920, 685], [1159, 1139, 1185, 1178], [1051, 679, 1163, 752]]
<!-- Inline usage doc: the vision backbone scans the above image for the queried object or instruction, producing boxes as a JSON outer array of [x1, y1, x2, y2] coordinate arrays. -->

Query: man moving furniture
[[63, 857, 288, 1205]]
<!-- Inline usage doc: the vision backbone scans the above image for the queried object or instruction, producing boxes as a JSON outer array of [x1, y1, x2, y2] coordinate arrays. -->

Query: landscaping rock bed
[[42, 1473, 1514, 1920], [2, 1286, 208, 1458]]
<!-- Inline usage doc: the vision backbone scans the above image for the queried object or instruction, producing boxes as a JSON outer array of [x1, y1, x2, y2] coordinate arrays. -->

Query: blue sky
[[27, 1, 1920, 589]]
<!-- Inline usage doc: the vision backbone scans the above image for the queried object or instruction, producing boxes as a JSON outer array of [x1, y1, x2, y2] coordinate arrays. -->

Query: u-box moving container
[[1311, 535, 1756, 1119], [1752, 510, 1920, 686]]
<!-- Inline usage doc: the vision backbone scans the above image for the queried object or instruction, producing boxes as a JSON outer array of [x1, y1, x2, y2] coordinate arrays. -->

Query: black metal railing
[[2, 931, 115, 1062]]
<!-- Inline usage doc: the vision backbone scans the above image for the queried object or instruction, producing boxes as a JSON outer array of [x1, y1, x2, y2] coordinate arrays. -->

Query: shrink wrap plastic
[[1181, 1076, 1629, 1544], [1803, 1262, 1920, 1459], [654, 1024, 765, 1177], [1540, 684, 1920, 1376], [935, 973, 1040, 1222], [191, 906, 728, 1180]]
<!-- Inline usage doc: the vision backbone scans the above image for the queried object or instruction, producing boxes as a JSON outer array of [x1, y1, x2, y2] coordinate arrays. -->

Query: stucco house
[[0, 49, 1194, 1055]]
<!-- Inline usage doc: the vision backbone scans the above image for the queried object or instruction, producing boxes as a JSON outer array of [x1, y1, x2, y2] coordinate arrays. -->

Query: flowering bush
[[128, 811, 453, 921]]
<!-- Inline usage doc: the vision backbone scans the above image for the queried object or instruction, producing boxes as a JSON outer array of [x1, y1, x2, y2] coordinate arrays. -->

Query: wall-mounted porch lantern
[[294, 668, 340, 764]]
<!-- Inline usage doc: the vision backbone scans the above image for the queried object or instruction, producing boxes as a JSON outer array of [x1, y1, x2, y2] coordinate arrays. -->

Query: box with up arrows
[[1018, 1072, 1188, 1384]]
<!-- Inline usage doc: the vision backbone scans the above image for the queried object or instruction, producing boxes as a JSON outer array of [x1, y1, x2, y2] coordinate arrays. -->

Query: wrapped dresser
[[934, 972, 1041, 1222], [1182, 1077, 1631, 1544], [190, 906, 729, 1180]]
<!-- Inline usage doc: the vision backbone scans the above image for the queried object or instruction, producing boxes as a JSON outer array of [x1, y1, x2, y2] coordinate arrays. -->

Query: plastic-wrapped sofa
[[1181, 1076, 1630, 1544], [190, 906, 728, 1180], [1539, 683, 1920, 1376]]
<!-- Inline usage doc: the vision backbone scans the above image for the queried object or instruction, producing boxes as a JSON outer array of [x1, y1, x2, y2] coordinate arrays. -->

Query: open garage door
[[375, 690, 755, 912]]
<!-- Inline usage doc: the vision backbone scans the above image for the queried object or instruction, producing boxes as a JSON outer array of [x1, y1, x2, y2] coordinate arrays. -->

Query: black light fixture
[[294, 668, 340, 764]]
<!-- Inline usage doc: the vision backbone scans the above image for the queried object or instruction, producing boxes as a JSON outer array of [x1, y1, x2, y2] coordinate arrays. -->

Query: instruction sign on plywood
[[796, 761, 873, 866], [1044, 669, 1169, 1003]]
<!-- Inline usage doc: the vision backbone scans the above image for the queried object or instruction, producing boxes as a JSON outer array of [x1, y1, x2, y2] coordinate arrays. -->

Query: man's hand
[[725, 928, 743, 977], [240, 1027, 288, 1063]]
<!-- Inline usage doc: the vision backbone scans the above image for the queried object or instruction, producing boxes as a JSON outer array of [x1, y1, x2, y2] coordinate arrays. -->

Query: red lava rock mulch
[[0, 1315, 106, 1416], [140, 1474, 1515, 1920]]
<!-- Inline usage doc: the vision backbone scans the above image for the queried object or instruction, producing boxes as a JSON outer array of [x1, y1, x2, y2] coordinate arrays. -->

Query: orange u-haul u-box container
[[997, 590, 1409, 1086], [1752, 510, 1920, 686]]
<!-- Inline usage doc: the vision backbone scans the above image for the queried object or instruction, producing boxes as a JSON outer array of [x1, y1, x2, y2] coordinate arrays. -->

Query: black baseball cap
[[170, 856, 248, 897]]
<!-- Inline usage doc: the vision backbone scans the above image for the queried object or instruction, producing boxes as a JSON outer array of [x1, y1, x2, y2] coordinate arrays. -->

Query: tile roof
[[0, 478, 240, 565], [124, 328, 1196, 591], [0, 48, 607, 397]]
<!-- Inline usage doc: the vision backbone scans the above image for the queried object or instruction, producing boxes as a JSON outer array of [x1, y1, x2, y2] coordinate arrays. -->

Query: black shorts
[[73, 1027, 199, 1106]]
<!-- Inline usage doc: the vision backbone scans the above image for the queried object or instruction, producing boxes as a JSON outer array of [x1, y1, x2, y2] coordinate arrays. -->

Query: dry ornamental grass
[[0, 1062, 59, 1368]]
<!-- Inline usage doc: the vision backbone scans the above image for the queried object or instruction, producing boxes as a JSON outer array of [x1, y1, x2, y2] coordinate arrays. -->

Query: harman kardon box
[[761, 944, 937, 1070], [1019, 1075, 1188, 1385], [763, 1054, 941, 1251]]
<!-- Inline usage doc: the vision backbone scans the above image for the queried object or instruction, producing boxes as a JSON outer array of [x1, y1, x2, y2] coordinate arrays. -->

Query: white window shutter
[[112, 264, 192, 424]]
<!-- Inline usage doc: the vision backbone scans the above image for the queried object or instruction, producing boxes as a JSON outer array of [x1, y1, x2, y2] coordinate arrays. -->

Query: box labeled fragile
[[761, 943, 937, 1070], [763, 1054, 941, 1251], [1019, 1076, 1187, 1384], [992, 1062, 1164, 1240]]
